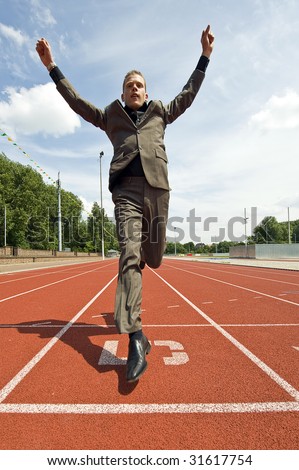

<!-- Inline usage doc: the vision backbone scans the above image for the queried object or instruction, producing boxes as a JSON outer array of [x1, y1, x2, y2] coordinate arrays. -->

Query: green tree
[[293, 220, 299, 244], [183, 241, 195, 253], [0, 152, 118, 252], [87, 202, 118, 254], [253, 216, 285, 244]]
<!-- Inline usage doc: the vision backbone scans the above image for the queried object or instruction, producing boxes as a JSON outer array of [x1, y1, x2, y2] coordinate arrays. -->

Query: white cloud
[[0, 83, 81, 137], [249, 90, 299, 130], [30, 0, 57, 26], [0, 23, 29, 47], [78, 196, 93, 218]]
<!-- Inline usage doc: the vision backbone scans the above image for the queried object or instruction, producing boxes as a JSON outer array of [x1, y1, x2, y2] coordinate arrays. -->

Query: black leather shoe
[[126, 334, 151, 382], [140, 260, 146, 270]]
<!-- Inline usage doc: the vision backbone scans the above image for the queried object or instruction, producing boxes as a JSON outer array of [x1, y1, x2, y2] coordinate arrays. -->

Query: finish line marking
[[0, 402, 298, 414], [1, 323, 299, 329]]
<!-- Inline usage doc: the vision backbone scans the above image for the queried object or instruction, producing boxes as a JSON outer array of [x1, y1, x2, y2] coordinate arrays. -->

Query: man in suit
[[36, 25, 214, 383]]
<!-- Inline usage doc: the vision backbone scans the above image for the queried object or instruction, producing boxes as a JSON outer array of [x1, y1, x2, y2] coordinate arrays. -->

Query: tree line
[[0, 152, 118, 253], [1, 152, 298, 254]]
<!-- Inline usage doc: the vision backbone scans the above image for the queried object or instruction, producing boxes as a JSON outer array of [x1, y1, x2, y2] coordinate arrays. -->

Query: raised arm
[[163, 24, 215, 124], [35, 37, 107, 130]]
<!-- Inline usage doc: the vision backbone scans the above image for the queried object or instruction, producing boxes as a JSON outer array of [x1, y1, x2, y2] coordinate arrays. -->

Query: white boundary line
[[0, 263, 115, 304], [0, 402, 298, 414], [0, 274, 118, 403], [1, 323, 299, 329], [151, 268, 299, 401], [173, 260, 299, 286], [164, 263, 299, 308], [0, 260, 112, 285], [0, 258, 111, 276]]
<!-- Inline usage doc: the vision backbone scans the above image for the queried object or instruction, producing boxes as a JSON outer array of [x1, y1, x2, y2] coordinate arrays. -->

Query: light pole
[[99, 151, 105, 260], [4, 204, 6, 248], [288, 207, 291, 244], [174, 227, 177, 256], [244, 208, 249, 257], [57, 172, 62, 252]]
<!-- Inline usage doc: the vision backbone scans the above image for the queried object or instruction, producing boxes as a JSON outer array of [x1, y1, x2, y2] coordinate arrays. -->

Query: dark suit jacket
[[56, 68, 205, 192]]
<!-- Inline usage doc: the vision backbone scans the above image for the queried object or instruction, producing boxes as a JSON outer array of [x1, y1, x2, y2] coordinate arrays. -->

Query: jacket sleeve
[[163, 68, 205, 125], [50, 67, 107, 131]]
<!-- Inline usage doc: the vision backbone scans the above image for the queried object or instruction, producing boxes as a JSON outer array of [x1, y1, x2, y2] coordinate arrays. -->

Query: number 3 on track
[[98, 340, 189, 366]]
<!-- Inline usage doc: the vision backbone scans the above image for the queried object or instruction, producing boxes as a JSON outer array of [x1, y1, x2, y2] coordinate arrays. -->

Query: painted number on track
[[98, 340, 189, 366], [153, 340, 189, 365]]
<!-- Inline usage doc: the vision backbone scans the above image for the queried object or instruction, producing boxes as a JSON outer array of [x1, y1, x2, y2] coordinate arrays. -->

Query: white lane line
[[0, 402, 298, 414], [175, 261, 299, 286], [167, 305, 180, 308], [228, 299, 238, 302], [165, 263, 299, 308], [0, 264, 102, 285], [142, 323, 299, 328], [0, 274, 118, 403], [0, 260, 115, 278], [151, 268, 299, 401], [0, 264, 114, 304], [1, 323, 299, 329]]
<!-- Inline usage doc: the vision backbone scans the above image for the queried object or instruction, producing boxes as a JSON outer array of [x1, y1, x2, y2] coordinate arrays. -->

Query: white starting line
[[0, 401, 298, 414]]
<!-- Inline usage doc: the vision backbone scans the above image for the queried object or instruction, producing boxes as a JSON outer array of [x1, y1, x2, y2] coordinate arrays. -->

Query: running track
[[0, 258, 298, 450]]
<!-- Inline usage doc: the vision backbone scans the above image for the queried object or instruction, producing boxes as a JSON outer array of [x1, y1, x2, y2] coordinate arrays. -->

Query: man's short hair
[[122, 70, 146, 91]]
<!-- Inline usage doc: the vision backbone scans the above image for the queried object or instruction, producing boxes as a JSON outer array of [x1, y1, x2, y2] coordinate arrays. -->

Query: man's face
[[121, 74, 148, 110]]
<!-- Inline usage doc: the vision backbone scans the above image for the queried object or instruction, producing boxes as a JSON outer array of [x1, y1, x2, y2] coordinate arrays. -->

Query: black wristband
[[49, 66, 65, 85], [196, 55, 210, 73]]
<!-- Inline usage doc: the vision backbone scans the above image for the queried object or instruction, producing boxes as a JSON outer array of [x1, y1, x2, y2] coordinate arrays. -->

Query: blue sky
[[1, 0, 299, 244]]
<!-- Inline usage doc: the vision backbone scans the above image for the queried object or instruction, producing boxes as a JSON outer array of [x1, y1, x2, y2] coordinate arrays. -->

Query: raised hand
[[201, 25, 215, 58], [35, 38, 54, 67]]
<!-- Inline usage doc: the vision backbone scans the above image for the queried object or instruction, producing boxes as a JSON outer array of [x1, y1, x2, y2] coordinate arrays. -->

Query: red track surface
[[0, 258, 298, 450]]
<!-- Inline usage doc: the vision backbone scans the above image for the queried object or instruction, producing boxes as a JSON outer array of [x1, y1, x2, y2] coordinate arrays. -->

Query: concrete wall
[[230, 244, 299, 259], [0, 247, 100, 264], [229, 245, 256, 258], [0, 246, 14, 256], [16, 248, 54, 257], [255, 244, 299, 259]]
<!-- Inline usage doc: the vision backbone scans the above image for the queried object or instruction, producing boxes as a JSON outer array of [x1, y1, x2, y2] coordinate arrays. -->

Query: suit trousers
[[112, 177, 170, 334]]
